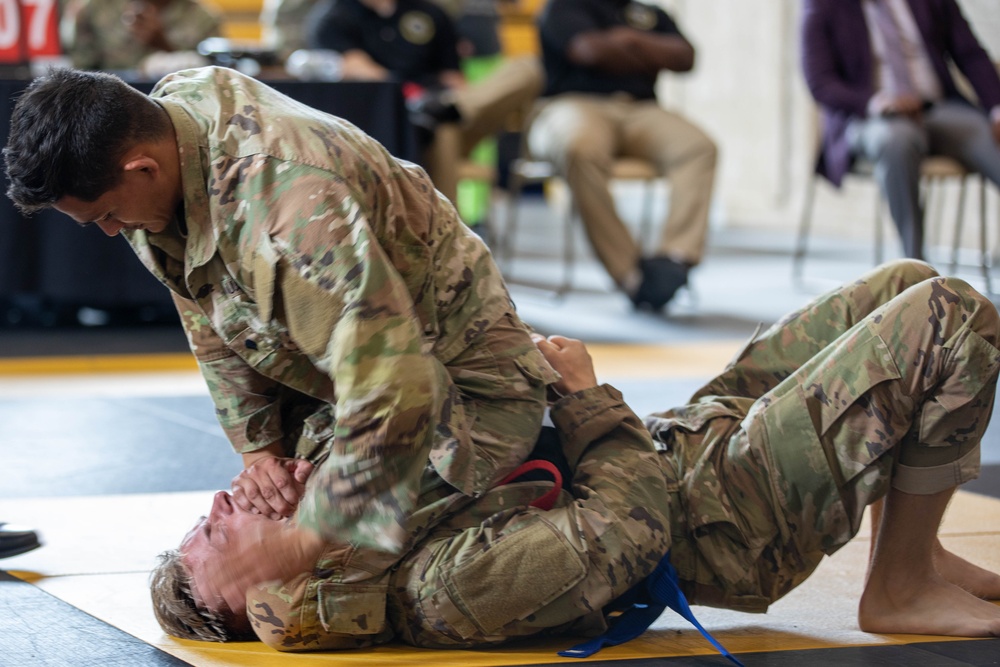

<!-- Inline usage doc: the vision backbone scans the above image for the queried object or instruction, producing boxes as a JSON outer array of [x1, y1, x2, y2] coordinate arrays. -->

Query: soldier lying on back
[[150, 260, 1000, 648]]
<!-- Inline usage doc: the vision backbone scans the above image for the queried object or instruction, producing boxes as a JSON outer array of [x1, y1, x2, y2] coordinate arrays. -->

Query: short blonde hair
[[149, 550, 250, 642]]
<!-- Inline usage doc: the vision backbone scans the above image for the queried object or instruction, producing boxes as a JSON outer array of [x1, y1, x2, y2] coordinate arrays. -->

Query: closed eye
[[82, 213, 113, 227]]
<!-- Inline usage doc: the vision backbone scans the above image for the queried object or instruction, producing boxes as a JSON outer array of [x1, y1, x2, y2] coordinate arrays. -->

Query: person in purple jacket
[[801, 0, 1000, 260]]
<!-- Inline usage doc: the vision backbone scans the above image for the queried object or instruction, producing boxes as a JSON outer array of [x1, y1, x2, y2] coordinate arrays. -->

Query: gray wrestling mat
[[0, 571, 191, 667], [3, 379, 1000, 499]]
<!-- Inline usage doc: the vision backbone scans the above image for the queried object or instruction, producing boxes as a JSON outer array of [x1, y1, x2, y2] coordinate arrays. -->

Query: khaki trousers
[[424, 56, 545, 204], [527, 94, 717, 286]]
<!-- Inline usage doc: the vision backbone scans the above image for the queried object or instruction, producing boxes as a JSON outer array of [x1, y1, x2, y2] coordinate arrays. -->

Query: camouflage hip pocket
[[399, 516, 588, 647]]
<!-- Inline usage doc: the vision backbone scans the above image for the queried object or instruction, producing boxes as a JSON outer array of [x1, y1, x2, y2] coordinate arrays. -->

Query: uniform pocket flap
[[443, 518, 587, 636], [808, 322, 902, 436], [316, 581, 388, 635], [253, 238, 279, 322], [514, 347, 561, 387]]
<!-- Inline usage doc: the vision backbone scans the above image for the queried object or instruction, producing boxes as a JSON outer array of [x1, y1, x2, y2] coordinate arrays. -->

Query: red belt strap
[[496, 460, 563, 511]]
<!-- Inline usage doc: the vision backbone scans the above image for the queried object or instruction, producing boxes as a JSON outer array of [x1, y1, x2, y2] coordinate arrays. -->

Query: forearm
[[567, 30, 651, 76], [629, 31, 694, 73], [340, 50, 391, 81], [568, 29, 692, 76], [289, 264, 443, 550]]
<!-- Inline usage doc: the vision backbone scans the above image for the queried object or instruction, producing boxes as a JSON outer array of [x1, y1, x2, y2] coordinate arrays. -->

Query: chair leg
[[480, 181, 499, 252], [949, 177, 968, 276], [874, 191, 884, 266], [978, 175, 991, 295], [500, 170, 526, 273], [792, 175, 818, 285], [920, 175, 939, 255], [639, 179, 656, 248], [559, 189, 576, 297]]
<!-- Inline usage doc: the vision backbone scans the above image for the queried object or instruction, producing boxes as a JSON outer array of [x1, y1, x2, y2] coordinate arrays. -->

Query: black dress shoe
[[0, 523, 41, 559], [407, 91, 462, 127], [629, 257, 689, 312]]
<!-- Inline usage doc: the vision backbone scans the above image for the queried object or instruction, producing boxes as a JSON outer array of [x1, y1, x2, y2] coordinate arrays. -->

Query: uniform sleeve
[[540, 0, 603, 57], [546, 383, 673, 607], [800, 0, 872, 117], [171, 292, 287, 453], [66, 1, 101, 70], [942, 0, 1000, 111], [265, 191, 444, 554], [656, 9, 682, 37]]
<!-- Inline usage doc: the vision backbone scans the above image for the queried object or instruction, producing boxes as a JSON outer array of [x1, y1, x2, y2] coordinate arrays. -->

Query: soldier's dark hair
[[4, 67, 173, 214], [149, 550, 250, 643]]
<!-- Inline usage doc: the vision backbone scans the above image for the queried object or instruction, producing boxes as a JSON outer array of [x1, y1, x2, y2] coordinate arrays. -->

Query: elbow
[[676, 48, 695, 73], [659, 42, 694, 73]]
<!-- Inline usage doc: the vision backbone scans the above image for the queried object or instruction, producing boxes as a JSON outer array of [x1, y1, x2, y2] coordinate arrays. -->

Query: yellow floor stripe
[[0, 341, 744, 378], [587, 341, 742, 378], [0, 353, 197, 375]]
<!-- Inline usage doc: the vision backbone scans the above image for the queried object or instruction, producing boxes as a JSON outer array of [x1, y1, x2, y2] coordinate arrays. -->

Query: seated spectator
[[308, 0, 543, 210], [64, 0, 221, 73], [528, 0, 717, 312], [801, 0, 1000, 261]]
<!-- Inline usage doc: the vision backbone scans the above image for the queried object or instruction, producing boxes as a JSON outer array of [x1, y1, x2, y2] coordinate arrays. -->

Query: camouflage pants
[[693, 259, 1000, 606], [386, 387, 671, 649]]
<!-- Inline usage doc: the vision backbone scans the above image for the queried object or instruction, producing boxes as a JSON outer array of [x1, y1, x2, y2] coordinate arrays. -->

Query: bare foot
[[860, 569, 1000, 636], [933, 541, 1000, 600]]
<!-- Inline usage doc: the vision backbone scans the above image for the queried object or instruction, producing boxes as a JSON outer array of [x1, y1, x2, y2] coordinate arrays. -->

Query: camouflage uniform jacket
[[124, 67, 518, 552], [247, 384, 673, 650], [67, 0, 221, 71]]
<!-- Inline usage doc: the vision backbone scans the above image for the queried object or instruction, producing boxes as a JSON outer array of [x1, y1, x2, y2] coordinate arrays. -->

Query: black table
[[0, 78, 417, 324]]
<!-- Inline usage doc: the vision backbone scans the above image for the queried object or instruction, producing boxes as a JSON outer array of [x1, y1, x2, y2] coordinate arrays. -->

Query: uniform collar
[[154, 97, 218, 270]]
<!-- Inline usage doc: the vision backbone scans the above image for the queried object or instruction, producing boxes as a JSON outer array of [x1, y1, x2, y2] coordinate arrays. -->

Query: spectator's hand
[[232, 456, 313, 520], [340, 50, 391, 81], [532, 334, 598, 396], [439, 70, 467, 92], [882, 93, 924, 120]]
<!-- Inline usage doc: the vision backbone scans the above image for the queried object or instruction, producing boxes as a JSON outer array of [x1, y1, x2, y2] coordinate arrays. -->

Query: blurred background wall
[[210, 0, 1000, 252]]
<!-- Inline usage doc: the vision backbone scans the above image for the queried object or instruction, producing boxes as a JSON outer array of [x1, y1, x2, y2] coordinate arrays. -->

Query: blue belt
[[558, 551, 745, 666]]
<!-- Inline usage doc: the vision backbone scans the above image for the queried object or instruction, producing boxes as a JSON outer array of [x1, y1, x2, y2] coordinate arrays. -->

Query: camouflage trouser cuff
[[891, 443, 980, 495]]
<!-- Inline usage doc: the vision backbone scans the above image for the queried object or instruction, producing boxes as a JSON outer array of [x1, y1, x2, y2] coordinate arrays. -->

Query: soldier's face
[[180, 491, 266, 629], [54, 166, 178, 237]]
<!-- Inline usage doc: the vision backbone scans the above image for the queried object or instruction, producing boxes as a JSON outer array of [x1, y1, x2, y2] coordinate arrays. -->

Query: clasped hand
[[232, 455, 314, 520]]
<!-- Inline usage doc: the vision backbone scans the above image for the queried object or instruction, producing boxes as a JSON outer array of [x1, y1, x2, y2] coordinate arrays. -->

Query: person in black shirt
[[530, 0, 717, 311], [309, 0, 543, 209]]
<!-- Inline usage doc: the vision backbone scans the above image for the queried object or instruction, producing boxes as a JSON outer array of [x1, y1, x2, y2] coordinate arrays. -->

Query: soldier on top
[[3, 65, 558, 616]]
